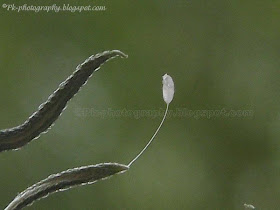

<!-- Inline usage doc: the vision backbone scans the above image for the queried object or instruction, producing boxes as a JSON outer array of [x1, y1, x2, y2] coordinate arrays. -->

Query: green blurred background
[[1, 0, 280, 209]]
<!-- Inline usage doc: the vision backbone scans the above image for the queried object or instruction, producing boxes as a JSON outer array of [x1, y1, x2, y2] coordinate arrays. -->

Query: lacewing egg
[[162, 74, 174, 104]]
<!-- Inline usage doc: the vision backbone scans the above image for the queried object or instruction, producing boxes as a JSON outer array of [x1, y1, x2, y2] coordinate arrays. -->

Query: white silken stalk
[[128, 74, 175, 167]]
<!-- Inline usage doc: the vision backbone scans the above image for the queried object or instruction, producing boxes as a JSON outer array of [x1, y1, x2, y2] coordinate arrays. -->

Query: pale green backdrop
[[1, 0, 280, 209]]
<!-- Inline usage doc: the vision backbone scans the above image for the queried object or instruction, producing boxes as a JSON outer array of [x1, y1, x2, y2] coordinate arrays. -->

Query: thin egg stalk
[[128, 74, 175, 167]]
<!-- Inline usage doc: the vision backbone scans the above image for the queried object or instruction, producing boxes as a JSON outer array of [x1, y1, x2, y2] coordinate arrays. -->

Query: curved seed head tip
[[162, 74, 174, 104], [100, 162, 130, 173], [110, 50, 128, 58]]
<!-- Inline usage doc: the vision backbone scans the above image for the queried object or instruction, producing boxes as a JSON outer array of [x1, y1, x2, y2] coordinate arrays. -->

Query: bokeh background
[[1, 0, 280, 209]]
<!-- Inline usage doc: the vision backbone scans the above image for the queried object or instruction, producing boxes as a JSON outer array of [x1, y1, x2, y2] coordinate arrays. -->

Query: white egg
[[162, 74, 174, 104]]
